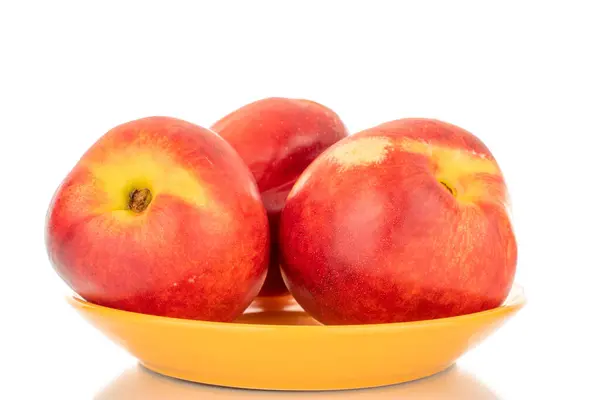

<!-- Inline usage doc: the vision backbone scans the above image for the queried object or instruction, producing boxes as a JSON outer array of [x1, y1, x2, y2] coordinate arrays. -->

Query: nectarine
[[46, 117, 269, 321], [211, 98, 348, 296], [280, 118, 517, 324]]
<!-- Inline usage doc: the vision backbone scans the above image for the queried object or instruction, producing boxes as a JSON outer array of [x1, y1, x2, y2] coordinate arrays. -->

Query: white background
[[1, 1, 598, 399]]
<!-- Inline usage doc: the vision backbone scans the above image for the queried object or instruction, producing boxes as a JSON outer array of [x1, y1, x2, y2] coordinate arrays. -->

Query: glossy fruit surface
[[280, 118, 517, 324], [46, 116, 269, 321], [212, 97, 348, 296]]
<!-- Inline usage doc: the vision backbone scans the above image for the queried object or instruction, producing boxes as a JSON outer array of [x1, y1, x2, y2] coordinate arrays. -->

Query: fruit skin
[[211, 97, 348, 296], [280, 118, 517, 325], [46, 116, 269, 322]]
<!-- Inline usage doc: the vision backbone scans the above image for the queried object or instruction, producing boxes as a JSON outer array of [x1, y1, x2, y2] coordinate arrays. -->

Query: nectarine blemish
[[327, 137, 392, 169]]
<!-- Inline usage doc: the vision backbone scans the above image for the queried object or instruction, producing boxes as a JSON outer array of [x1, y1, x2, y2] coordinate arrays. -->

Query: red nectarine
[[280, 118, 517, 324], [46, 117, 270, 322], [211, 98, 348, 296]]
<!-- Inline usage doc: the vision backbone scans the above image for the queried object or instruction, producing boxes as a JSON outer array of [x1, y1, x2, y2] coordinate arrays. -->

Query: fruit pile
[[45, 97, 516, 325]]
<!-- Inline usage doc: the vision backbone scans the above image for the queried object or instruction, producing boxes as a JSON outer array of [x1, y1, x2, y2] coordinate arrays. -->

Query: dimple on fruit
[[45, 116, 270, 322], [279, 118, 517, 325]]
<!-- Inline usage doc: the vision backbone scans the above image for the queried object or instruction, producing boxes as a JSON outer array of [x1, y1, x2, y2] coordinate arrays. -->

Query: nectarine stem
[[439, 181, 456, 196], [129, 188, 152, 213]]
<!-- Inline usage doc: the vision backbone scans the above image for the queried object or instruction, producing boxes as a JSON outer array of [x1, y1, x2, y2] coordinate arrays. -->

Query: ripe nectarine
[[46, 117, 270, 322], [280, 118, 517, 324]]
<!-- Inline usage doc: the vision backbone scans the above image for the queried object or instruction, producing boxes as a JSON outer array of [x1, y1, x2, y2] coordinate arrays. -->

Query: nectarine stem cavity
[[129, 188, 152, 213]]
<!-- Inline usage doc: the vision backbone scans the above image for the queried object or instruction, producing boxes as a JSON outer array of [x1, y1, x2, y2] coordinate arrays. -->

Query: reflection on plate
[[96, 363, 499, 399]]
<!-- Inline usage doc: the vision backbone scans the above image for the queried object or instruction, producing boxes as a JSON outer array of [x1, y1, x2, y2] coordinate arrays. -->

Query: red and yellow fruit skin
[[280, 118, 517, 325], [211, 97, 348, 296], [46, 117, 269, 322]]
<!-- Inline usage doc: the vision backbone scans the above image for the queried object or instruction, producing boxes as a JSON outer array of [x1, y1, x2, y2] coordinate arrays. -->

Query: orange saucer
[[67, 285, 525, 391]]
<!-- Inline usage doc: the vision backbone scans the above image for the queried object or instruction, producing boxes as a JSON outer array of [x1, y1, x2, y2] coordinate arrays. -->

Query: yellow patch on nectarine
[[287, 137, 393, 200], [86, 149, 208, 215], [397, 138, 502, 204], [326, 137, 393, 169]]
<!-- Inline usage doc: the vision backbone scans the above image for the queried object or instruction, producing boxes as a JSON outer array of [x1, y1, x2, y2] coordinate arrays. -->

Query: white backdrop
[[1, 1, 598, 399]]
